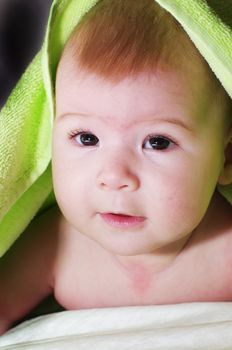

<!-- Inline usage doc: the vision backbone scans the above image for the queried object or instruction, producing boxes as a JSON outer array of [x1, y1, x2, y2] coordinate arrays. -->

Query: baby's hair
[[63, 0, 202, 79], [60, 0, 231, 129]]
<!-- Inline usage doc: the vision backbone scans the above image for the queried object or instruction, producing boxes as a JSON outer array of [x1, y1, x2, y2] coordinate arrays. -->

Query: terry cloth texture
[[1, 303, 232, 349], [0, 0, 232, 256]]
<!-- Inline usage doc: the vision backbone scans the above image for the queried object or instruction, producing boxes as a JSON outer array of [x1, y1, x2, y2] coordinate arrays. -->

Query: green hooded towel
[[0, 0, 232, 257]]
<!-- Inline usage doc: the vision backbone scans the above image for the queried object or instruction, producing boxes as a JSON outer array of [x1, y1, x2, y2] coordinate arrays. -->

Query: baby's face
[[52, 54, 226, 257]]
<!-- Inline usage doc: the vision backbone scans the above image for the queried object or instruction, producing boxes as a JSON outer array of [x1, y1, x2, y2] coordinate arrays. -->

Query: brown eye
[[143, 136, 173, 150], [76, 133, 99, 146]]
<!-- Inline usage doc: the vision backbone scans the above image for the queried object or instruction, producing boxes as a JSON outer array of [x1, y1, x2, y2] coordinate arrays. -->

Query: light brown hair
[[63, 0, 203, 80]]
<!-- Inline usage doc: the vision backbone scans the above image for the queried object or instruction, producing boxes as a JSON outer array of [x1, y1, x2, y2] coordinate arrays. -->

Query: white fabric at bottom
[[0, 302, 232, 349]]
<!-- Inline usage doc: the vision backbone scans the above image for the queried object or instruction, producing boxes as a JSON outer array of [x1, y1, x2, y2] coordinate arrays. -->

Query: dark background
[[0, 0, 52, 107]]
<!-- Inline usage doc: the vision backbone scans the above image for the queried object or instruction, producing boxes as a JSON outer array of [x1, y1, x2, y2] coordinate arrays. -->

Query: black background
[[0, 0, 52, 106]]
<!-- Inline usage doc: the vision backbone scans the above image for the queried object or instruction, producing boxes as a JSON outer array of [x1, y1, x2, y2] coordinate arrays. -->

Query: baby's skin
[[0, 51, 232, 333]]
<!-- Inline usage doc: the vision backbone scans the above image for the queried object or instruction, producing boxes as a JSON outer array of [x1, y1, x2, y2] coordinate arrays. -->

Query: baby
[[1, 0, 232, 334]]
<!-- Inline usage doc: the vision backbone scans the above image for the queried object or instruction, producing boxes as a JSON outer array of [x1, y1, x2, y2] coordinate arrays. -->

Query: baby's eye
[[71, 131, 99, 146], [143, 135, 175, 150]]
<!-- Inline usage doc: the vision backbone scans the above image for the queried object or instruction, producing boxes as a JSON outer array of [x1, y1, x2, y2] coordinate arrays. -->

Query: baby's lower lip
[[100, 213, 145, 228]]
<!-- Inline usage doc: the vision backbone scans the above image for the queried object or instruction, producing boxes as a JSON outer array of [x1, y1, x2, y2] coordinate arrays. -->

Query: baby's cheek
[[56, 175, 91, 220], [150, 174, 207, 232], [168, 178, 212, 229]]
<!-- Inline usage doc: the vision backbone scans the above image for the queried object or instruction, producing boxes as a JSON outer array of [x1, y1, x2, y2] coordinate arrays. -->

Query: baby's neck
[[112, 234, 192, 276], [106, 236, 191, 299]]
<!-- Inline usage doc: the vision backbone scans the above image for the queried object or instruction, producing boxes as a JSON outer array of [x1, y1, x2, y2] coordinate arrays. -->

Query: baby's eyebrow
[[58, 112, 195, 134], [159, 117, 196, 134], [58, 112, 95, 120]]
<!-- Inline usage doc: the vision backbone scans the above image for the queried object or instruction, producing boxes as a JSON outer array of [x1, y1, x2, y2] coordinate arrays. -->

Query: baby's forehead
[[57, 55, 232, 147], [57, 61, 209, 130], [56, 27, 231, 134], [57, 45, 212, 108]]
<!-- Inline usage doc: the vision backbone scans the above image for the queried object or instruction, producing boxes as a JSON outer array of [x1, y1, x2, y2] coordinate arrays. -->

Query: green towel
[[0, 0, 231, 257]]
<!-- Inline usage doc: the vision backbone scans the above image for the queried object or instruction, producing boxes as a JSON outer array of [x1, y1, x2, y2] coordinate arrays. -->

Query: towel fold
[[1, 303, 232, 349], [0, 0, 231, 257]]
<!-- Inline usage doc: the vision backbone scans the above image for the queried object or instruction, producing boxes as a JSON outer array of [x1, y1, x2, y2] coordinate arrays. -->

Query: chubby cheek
[[145, 160, 217, 239], [52, 142, 92, 223]]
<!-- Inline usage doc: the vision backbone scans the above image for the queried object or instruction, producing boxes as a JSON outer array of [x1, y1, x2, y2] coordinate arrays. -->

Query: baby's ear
[[218, 127, 232, 185]]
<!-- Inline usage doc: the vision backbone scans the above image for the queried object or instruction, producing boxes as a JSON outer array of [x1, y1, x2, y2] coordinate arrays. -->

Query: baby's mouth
[[99, 212, 145, 228]]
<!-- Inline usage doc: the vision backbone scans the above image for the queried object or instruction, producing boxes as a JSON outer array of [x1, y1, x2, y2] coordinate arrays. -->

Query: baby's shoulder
[[13, 204, 62, 286], [0, 205, 61, 327]]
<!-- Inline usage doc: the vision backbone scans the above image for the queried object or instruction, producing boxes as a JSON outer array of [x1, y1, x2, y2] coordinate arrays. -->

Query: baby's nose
[[96, 160, 140, 192]]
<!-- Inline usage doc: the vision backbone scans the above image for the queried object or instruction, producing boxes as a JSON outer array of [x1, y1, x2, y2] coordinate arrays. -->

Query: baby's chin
[[91, 229, 192, 267], [91, 233, 174, 258]]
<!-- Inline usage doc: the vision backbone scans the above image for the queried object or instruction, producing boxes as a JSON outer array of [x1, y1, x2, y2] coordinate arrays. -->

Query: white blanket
[[1, 303, 232, 349]]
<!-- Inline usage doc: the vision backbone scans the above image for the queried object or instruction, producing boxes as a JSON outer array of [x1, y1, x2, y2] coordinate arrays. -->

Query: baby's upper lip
[[101, 212, 145, 218]]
